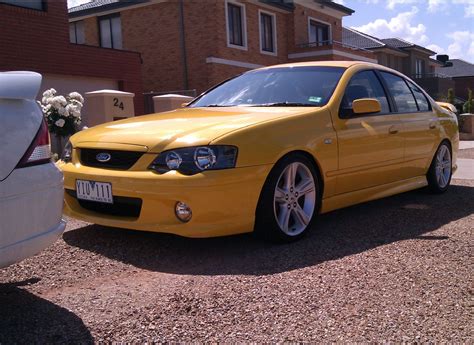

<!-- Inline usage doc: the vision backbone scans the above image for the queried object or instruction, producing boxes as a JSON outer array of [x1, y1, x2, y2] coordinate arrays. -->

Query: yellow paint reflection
[[361, 121, 376, 136]]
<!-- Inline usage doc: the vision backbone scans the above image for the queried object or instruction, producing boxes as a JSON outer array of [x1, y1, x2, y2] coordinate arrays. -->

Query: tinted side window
[[341, 70, 390, 115], [408, 81, 430, 111], [380, 72, 418, 113]]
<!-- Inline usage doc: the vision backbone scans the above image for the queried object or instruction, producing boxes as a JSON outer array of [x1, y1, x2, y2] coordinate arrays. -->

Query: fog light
[[175, 201, 192, 222]]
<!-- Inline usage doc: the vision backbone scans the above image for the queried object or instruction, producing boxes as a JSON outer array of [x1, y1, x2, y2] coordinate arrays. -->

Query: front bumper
[[60, 162, 272, 238]]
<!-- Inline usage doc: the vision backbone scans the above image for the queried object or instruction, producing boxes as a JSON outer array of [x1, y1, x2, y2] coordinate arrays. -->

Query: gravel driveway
[[1, 180, 473, 343]]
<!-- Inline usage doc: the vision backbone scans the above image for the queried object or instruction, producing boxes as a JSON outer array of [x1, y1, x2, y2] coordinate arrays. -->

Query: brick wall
[[183, 0, 348, 94], [291, 3, 342, 47], [72, 0, 365, 96], [211, 1, 289, 66], [117, 0, 294, 94], [121, 2, 184, 93], [0, 0, 144, 114], [83, 16, 99, 46], [207, 63, 249, 87], [416, 76, 455, 99], [454, 76, 474, 100]]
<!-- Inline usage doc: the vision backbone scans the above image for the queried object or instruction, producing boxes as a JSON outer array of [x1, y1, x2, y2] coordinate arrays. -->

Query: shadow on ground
[[0, 281, 93, 343], [64, 185, 474, 276]]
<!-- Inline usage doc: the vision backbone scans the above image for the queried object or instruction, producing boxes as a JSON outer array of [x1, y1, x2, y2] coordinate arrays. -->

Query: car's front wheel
[[427, 141, 452, 193], [255, 154, 320, 242]]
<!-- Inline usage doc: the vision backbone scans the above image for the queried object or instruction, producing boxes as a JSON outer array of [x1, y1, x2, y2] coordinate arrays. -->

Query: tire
[[254, 153, 320, 243], [427, 141, 452, 194]]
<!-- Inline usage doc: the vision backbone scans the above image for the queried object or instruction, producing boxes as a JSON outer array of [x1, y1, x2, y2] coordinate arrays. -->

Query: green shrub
[[463, 88, 474, 114], [447, 88, 455, 105]]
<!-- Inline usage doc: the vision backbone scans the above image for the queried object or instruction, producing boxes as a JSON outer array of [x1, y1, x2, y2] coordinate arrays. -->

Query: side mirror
[[181, 102, 190, 108], [352, 98, 381, 115]]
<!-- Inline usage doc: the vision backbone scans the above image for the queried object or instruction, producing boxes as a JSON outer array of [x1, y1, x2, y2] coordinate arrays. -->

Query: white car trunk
[[0, 72, 43, 181]]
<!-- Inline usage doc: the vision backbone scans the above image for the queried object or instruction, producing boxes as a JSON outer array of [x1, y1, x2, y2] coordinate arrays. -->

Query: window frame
[[308, 17, 332, 46], [415, 59, 424, 78], [98, 13, 122, 50], [225, 0, 247, 51], [378, 70, 432, 114], [69, 21, 85, 45], [406, 80, 432, 112], [258, 9, 277, 56], [0, 0, 46, 11], [339, 69, 393, 119]]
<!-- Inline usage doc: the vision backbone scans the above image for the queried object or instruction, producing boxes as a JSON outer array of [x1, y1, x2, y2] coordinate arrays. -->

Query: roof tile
[[342, 27, 385, 49], [437, 59, 474, 77]]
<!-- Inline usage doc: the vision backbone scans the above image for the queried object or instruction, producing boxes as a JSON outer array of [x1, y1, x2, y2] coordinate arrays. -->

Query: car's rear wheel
[[427, 141, 452, 193], [255, 154, 320, 242]]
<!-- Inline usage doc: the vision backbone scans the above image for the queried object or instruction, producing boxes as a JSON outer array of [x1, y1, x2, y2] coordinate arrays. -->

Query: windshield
[[190, 66, 345, 108]]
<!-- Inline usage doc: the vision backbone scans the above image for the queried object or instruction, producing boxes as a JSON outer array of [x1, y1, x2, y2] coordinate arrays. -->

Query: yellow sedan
[[59, 61, 458, 242]]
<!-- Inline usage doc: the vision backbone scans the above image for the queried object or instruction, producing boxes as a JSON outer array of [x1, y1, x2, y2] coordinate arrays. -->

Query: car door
[[379, 72, 439, 178], [332, 70, 405, 195]]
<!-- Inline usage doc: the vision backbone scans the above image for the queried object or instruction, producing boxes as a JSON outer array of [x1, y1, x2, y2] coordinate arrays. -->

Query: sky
[[340, 0, 474, 62], [67, 0, 474, 63]]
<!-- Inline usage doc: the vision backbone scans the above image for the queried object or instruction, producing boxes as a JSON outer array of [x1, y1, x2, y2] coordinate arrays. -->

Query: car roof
[[257, 60, 374, 70]]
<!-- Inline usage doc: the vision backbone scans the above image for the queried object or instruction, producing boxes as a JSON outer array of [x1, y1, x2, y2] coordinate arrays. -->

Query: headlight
[[194, 147, 217, 170], [62, 140, 72, 163], [165, 151, 182, 170], [149, 145, 238, 175]]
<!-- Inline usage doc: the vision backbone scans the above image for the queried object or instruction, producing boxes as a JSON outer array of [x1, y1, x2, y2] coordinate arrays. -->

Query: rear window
[[408, 81, 431, 111], [380, 72, 418, 113]]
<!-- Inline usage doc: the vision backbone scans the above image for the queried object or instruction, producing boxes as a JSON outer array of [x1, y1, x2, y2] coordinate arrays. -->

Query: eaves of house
[[69, 0, 354, 18], [342, 27, 441, 58]]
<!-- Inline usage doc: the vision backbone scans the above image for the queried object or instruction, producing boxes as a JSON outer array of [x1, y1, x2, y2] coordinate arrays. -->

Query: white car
[[0, 71, 66, 268]]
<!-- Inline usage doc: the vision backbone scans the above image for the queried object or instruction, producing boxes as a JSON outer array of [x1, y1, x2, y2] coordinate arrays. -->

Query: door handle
[[429, 122, 437, 129], [388, 125, 399, 134]]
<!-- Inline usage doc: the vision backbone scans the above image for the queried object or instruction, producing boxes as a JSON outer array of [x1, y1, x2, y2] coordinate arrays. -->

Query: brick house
[[342, 27, 455, 98], [68, 0, 375, 102], [435, 58, 474, 100], [0, 0, 144, 117]]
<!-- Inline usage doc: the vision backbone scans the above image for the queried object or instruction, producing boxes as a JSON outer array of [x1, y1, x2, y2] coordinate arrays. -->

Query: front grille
[[66, 190, 142, 218], [80, 148, 143, 170]]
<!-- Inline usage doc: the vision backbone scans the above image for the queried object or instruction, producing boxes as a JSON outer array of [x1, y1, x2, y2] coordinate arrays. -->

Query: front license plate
[[76, 180, 113, 204]]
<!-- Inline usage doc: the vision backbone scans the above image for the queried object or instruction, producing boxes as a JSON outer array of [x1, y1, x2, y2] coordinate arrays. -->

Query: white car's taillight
[[16, 119, 51, 168]]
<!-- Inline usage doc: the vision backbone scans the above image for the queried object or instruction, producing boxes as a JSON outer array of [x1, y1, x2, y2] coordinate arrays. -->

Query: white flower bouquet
[[38, 88, 84, 137]]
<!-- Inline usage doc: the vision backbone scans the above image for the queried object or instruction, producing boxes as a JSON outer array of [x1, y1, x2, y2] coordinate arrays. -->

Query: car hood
[[72, 107, 318, 152]]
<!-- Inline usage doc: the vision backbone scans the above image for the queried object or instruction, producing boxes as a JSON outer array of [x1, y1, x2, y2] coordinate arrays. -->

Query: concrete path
[[454, 158, 474, 180], [454, 141, 474, 180], [459, 141, 474, 150]]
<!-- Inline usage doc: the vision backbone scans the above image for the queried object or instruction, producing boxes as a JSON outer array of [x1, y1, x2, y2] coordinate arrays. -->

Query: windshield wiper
[[249, 102, 317, 107], [205, 104, 234, 107]]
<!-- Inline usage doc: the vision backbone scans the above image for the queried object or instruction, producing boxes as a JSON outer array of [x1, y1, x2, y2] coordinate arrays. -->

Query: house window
[[0, 0, 44, 10], [99, 14, 123, 49], [415, 59, 424, 78], [309, 19, 330, 46], [69, 21, 85, 44], [226, 1, 247, 49], [259, 11, 276, 54]]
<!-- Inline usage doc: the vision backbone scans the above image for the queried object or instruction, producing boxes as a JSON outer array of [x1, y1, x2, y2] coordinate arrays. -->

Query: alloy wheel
[[435, 144, 451, 188], [273, 162, 316, 236]]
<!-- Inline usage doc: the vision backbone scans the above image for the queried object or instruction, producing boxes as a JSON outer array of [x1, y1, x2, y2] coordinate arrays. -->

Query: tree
[[463, 88, 474, 114], [447, 88, 455, 105]]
